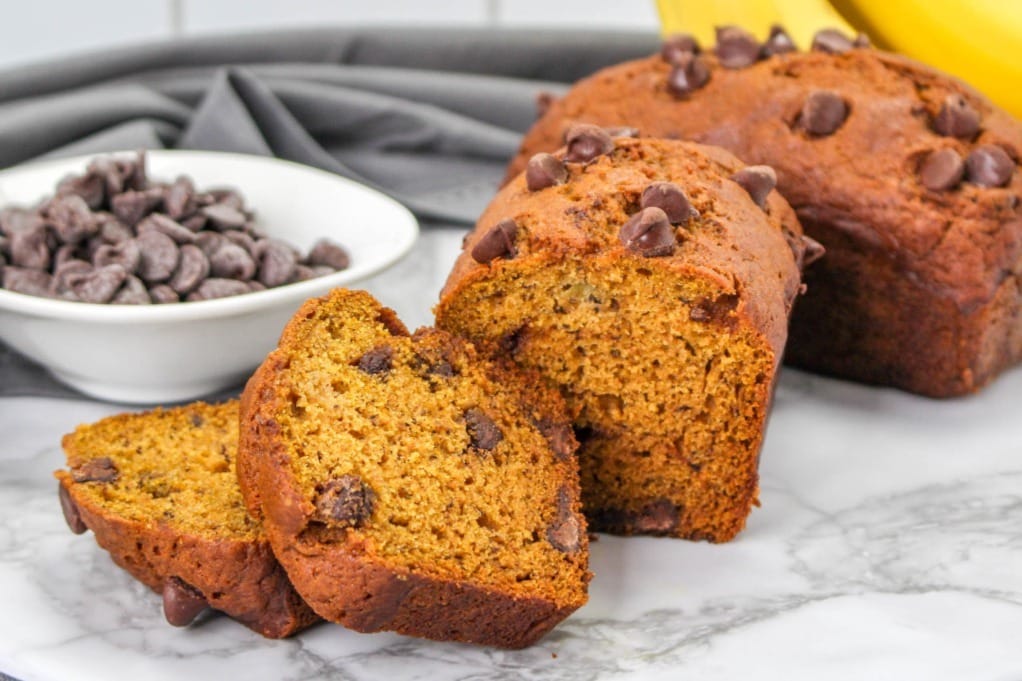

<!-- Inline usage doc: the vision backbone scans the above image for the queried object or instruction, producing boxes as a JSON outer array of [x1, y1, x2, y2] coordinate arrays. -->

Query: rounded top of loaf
[[506, 44, 1022, 315], [442, 136, 806, 356]]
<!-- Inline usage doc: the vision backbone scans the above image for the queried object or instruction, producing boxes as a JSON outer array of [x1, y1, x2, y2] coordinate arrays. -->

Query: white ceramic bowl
[[0, 150, 418, 403]]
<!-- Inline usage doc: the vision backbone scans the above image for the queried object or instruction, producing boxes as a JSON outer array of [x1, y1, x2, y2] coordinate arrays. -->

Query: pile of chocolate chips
[[0, 152, 351, 304]]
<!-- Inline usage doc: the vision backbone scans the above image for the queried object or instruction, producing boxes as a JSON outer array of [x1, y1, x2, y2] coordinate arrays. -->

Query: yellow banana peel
[[656, 0, 1022, 120]]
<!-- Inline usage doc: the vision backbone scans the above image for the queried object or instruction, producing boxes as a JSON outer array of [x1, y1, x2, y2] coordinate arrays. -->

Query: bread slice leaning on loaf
[[436, 134, 812, 542], [238, 288, 590, 649], [55, 401, 319, 638]]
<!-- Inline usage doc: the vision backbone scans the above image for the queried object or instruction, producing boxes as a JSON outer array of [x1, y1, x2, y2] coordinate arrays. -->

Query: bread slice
[[55, 401, 318, 638], [436, 135, 809, 542], [239, 288, 590, 649]]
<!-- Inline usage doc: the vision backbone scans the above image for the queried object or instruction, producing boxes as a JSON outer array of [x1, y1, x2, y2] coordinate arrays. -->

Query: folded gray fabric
[[0, 27, 657, 400]]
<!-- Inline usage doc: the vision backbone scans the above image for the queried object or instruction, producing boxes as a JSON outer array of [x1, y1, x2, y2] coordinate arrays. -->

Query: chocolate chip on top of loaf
[[238, 288, 589, 649], [505, 27, 1022, 397], [55, 401, 318, 638], [438, 136, 808, 542]]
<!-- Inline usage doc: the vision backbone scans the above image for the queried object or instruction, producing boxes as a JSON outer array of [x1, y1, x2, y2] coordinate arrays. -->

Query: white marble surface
[[2, 230, 1022, 680]]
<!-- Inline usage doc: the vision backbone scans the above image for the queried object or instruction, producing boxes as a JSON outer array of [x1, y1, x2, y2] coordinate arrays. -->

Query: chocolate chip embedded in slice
[[965, 145, 1015, 188], [640, 182, 696, 224], [535, 91, 557, 118], [762, 24, 797, 56], [811, 28, 854, 53], [800, 90, 849, 136], [563, 124, 615, 164], [666, 54, 711, 98], [546, 487, 582, 553], [314, 474, 376, 527], [471, 218, 519, 264], [619, 207, 677, 258], [356, 345, 393, 375], [464, 408, 503, 452], [536, 419, 577, 461], [525, 153, 568, 191], [660, 33, 700, 64], [919, 148, 965, 191], [71, 457, 119, 483], [715, 25, 761, 69], [605, 126, 640, 139], [934, 94, 981, 139], [58, 483, 87, 534], [163, 576, 208, 627], [633, 498, 680, 534], [731, 165, 778, 209]]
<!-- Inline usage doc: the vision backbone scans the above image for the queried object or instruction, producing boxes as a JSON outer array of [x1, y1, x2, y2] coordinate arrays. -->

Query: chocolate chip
[[801, 235, 826, 267], [45, 195, 98, 245], [57, 171, 106, 210], [257, 239, 298, 287], [660, 33, 700, 64], [223, 230, 258, 257], [563, 123, 615, 164], [3, 267, 52, 296], [934, 94, 981, 139], [919, 148, 965, 191], [96, 214, 133, 244], [536, 419, 576, 461], [800, 90, 848, 136], [762, 24, 797, 56], [58, 483, 87, 534], [208, 242, 255, 280], [666, 54, 711, 97], [715, 26, 761, 69], [633, 498, 680, 534], [356, 345, 393, 375], [111, 275, 151, 305], [110, 190, 159, 227], [966, 145, 1015, 187], [194, 231, 226, 259], [853, 33, 871, 48], [163, 577, 207, 627], [471, 218, 519, 264], [71, 457, 119, 483], [135, 231, 180, 283], [169, 244, 210, 295], [185, 278, 251, 301], [731, 165, 778, 208], [163, 177, 196, 220], [525, 153, 568, 191], [465, 408, 502, 451], [50, 259, 93, 296], [811, 28, 854, 53], [306, 239, 350, 270], [202, 203, 247, 230], [137, 214, 197, 244], [619, 207, 676, 257], [640, 182, 695, 224], [546, 487, 582, 553], [314, 474, 376, 527], [93, 239, 141, 273], [66, 264, 128, 304], [149, 284, 179, 304], [9, 227, 50, 269], [535, 91, 557, 118]]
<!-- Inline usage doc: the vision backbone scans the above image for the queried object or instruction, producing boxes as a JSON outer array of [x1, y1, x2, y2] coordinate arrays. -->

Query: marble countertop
[[2, 230, 1021, 681]]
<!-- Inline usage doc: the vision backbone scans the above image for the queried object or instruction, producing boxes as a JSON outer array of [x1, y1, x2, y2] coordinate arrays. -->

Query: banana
[[656, 0, 1022, 120]]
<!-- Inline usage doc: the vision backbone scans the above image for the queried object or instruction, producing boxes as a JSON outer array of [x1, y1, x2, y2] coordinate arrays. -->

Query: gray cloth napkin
[[0, 28, 657, 400]]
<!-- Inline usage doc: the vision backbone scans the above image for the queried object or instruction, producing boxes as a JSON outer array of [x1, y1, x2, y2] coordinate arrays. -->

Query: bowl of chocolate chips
[[0, 150, 418, 403]]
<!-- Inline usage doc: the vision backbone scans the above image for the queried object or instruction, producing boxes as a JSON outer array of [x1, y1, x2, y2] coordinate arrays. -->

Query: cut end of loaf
[[437, 255, 774, 542]]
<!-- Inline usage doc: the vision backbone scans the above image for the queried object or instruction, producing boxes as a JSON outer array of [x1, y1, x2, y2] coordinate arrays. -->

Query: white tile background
[[0, 0, 660, 70]]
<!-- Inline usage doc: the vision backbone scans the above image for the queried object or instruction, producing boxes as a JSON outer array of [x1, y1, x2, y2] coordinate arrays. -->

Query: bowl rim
[[0, 149, 419, 324]]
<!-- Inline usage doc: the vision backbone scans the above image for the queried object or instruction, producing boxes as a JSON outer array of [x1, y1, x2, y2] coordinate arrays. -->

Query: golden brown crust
[[505, 48, 1022, 396], [56, 405, 319, 639], [238, 288, 588, 648]]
